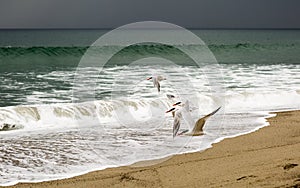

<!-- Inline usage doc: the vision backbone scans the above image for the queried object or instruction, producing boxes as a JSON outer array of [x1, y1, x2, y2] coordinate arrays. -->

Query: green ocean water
[[0, 30, 299, 67], [0, 29, 299, 107]]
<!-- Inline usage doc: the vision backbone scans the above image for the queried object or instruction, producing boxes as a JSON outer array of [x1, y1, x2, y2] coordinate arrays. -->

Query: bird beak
[[146, 77, 152, 80], [173, 102, 181, 106], [165, 108, 175, 113]]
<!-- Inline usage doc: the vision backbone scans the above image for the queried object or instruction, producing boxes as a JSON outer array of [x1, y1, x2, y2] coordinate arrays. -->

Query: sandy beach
[[6, 110, 300, 188]]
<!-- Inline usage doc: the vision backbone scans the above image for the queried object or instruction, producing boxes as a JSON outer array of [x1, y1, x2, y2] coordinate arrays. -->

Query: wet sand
[[6, 110, 300, 188]]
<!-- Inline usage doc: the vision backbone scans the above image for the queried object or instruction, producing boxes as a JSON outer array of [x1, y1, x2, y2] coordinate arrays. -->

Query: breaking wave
[[1, 90, 299, 132], [0, 98, 169, 132]]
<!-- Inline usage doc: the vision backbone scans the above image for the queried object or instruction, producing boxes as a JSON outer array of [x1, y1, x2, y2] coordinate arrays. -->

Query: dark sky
[[0, 0, 299, 29]]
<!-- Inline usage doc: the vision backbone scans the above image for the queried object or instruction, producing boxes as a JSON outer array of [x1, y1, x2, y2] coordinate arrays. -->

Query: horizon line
[[0, 28, 300, 30]]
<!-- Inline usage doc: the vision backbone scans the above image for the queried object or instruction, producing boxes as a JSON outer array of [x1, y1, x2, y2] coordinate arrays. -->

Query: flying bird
[[147, 75, 166, 92], [172, 100, 198, 112], [166, 107, 183, 138], [166, 100, 193, 137], [166, 105, 221, 137]]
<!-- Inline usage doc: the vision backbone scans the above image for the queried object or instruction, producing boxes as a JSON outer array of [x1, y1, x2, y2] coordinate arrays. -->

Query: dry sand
[[6, 110, 300, 188]]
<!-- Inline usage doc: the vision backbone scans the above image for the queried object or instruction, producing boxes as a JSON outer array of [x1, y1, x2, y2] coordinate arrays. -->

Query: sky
[[0, 0, 299, 29]]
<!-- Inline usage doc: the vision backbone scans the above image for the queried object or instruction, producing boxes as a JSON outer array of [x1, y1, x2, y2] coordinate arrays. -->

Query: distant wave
[[0, 46, 88, 57], [0, 43, 299, 57], [208, 42, 299, 51]]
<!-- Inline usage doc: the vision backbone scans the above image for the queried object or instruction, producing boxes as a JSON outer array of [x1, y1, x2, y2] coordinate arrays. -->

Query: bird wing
[[192, 118, 205, 133], [202, 106, 221, 121], [157, 75, 165, 81], [172, 111, 175, 118], [156, 81, 160, 92], [184, 100, 190, 111], [152, 77, 157, 87], [173, 111, 182, 137], [192, 107, 221, 133], [182, 107, 195, 129], [152, 77, 160, 92]]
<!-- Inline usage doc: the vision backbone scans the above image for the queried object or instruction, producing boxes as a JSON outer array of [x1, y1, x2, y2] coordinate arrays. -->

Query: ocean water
[[0, 29, 300, 185]]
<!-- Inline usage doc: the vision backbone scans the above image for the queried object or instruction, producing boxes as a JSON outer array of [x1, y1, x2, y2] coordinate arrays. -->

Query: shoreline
[[5, 110, 300, 188]]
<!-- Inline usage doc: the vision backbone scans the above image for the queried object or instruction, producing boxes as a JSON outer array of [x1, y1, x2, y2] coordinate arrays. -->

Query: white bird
[[172, 100, 198, 112], [147, 75, 166, 92], [165, 107, 183, 138], [166, 104, 221, 137], [165, 99, 196, 119], [165, 100, 192, 137]]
